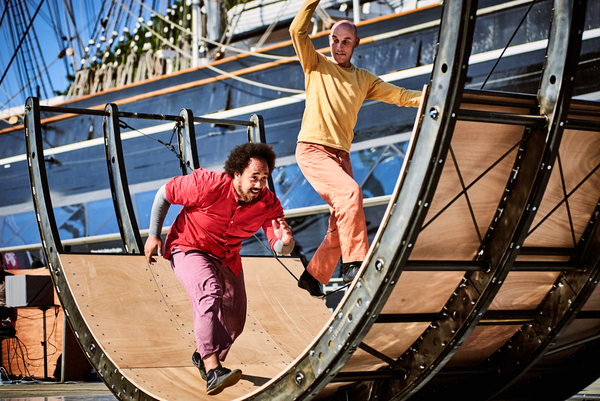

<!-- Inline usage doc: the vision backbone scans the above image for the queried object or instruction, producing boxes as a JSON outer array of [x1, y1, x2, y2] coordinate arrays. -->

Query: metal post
[[61, 313, 66, 382], [353, 0, 360, 24], [24, 97, 63, 265], [192, 0, 201, 67], [206, 0, 221, 43], [103, 103, 144, 254], [178, 108, 200, 174], [40, 307, 48, 380]]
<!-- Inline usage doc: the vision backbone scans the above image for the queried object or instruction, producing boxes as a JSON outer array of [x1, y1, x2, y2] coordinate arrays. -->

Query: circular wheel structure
[[24, 0, 600, 400]]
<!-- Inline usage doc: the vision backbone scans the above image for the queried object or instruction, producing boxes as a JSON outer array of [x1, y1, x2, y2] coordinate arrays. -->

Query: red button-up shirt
[[163, 168, 285, 276]]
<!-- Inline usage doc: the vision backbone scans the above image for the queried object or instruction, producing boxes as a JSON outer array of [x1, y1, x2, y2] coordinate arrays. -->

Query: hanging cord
[[118, 119, 186, 165], [251, 234, 350, 298], [480, 0, 537, 90], [252, 233, 299, 281], [324, 283, 350, 297]]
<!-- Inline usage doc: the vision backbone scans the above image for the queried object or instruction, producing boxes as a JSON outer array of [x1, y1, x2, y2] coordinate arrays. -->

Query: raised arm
[[290, 0, 322, 71]]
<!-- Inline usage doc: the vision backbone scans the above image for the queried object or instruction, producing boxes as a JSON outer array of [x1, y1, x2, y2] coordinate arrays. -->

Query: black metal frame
[[251, 0, 482, 399], [24, 101, 265, 401], [407, 0, 592, 399], [103, 103, 144, 254], [23, 0, 599, 399], [177, 108, 199, 174]]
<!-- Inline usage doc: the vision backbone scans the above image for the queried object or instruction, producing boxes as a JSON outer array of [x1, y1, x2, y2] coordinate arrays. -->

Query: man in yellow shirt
[[290, 0, 422, 294]]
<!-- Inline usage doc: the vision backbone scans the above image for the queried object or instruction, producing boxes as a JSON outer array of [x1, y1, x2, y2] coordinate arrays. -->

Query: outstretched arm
[[144, 184, 171, 264], [367, 77, 423, 108]]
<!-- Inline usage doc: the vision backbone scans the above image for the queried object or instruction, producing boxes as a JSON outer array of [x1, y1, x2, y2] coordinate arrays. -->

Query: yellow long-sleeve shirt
[[289, 0, 421, 153]]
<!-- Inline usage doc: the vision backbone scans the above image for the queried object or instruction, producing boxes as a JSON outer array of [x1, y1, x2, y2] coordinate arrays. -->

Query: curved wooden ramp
[[23, 0, 600, 399], [58, 253, 329, 400]]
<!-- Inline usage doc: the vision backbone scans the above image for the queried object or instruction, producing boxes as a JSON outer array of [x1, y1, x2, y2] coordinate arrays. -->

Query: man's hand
[[272, 218, 293, 245], [144, 235, 163, 264]]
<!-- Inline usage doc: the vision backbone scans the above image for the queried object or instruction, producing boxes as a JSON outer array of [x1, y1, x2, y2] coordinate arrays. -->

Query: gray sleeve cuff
[[148, 185, 170, 237], [273, 238, 295, 255]]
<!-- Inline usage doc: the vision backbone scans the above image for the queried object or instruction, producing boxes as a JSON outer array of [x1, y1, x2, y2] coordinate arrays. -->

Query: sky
[[0, 0, 169, 118]]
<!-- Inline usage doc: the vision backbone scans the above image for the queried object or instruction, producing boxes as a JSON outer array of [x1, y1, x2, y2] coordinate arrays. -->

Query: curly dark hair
[[224, 142, 276, 177]]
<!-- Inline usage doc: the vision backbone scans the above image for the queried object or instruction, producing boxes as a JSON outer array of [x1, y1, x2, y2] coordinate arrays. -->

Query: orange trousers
[[295, 142, 369, 284]]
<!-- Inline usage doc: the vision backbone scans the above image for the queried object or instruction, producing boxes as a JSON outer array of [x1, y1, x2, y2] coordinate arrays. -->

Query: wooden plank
[[343, 322, 430, 372], [382, 271, 465, 314], [489, 271, 560, 311], [412, 119, 525, 261], [58, 253, 330, 399], [448, 325, 521, 367], [525, 128, 600, 248]]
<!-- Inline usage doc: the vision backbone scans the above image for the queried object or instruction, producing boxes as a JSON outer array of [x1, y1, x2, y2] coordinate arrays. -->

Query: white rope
[[129, 0, 295, 61], [113, 0, 192, 59], [204, 63, 305, 94], [254, 0, 294, 50], [0, 55, 62, 112], [115, 0, 304, 94]]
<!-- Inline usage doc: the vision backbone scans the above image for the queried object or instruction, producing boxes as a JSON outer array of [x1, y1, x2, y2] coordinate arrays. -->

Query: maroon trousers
[[170, 247, 246, 361]]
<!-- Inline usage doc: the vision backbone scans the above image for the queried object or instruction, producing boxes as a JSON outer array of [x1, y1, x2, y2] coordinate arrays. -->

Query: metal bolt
[[429, 107, 440, 120]]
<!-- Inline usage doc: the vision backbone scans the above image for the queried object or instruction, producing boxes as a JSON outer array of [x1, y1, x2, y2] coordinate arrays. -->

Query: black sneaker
[[297, 269, 324, 298], [192, 351, 207, 381], [206, 366, 242, 395], [341, 261, 362, 284]]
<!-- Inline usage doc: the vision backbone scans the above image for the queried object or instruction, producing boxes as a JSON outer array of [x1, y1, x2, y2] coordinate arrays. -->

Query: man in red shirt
[[144, 142, 295, 395]]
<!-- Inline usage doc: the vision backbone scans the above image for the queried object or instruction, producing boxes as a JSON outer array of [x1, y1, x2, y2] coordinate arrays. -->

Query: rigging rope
[[130, 0, 295, 61], [13, 1, 39, 96], [118, 119, 186, 166], [254, 0, 294, 50], [0, 55, 62, 111], [63, 0, 86, 57], [0, 1, 9, 31], [48, 0, 73, 79], [218, 0, 247, 52], [113, 0, 192, 59], [205, 63, 305, 94], [481, 0, 537, 89], [21, 1, 55, 97], [0, 0, 45, 88], [0, 85, 22, 110], [113, 0, 304, 94], [88, 0, 108, 45]]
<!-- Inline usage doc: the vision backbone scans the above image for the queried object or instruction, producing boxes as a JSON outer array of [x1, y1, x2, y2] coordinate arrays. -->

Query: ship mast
[[192, 0, 201, 67]]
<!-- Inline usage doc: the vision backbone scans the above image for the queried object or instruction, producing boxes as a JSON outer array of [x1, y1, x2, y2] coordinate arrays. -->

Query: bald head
[[329, 20, 360, 68], [331, 20, 357, 37]]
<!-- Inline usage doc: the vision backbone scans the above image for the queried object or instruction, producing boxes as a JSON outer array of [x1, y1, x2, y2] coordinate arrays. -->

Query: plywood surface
[[58, 253, 330, 400]]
